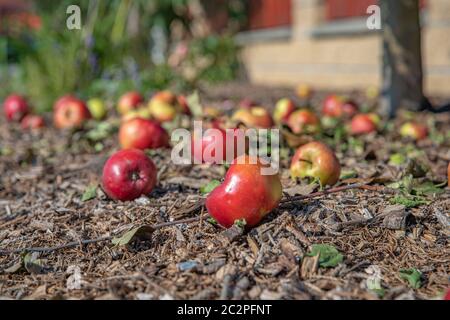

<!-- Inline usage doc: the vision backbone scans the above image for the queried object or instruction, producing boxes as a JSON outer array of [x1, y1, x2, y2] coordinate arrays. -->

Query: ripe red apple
[[205, 155, 282, 229], [322, 95, 343, 118], [3, 94, 29, 122], [117, 91, 144, 115], [177, 95, 191, 116], [350, 113, 378, 135], [400, 122, 428, 141], [21, 115, 45, 130], [102, 149, 157, 201], [191, 127, 246, 164], [273, 98, 296, 124], [290, 141, 341, 186], [232, 107, 274, 128], [119, 118, 169, 150], [53, 96, 91, 129], [286, 109, 320, 135], [341, 100, 359, 117]]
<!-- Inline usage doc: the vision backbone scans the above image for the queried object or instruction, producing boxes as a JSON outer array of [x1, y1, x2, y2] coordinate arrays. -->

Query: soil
[[0, 83, 449, 300]]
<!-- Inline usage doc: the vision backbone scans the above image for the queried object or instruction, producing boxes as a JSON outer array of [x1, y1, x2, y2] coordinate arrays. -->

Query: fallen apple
[[148, 99, 178, 123], [177, 95, 191, 116], [286, 109, 320, 135], [21, 115, 45, 130], [448, 163, 450, 188], [102, 149, 157, 201], [273, 98, 296, 124], [232, 107, 273, 128], [53, 96, 91, 129], [290, 141, 341, 186], [205, 155, 282, 228], [400, 122, 428, 141], [119, 118, 169, 150], [117, 91, 144, 115], [87, 98, 107, 120], [350, 113, 378, 135], [152, 90, 177, 105], [121, 107, 152, 122], [322, 95, 344, 118], [3, 94, 29, 122]]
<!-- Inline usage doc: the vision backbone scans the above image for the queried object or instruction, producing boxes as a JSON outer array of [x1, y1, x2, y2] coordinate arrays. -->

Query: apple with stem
[[119, 118, 169, 150], [286, 109, 320, 135], [53, 96, 91, 129], [3, 94, 29, 122], [102, 149, 157, 201], [117, 91, 144, 115], [273, 98, 296, 124], [206, 155, 282, 229], [290, 141, 341, 186]]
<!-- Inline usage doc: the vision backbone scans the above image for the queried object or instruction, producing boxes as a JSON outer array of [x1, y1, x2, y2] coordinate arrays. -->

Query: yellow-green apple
[[53, 96, 91, 129], [119, 118, 169, 150], [21, 115, 45, 130], [205, 155, 282, 228], [273, 98, 296, 124], [290, 141, 341, 186], [232, 107, 274, 128], [3, 94, 29, 122], [400, 122, 428, 141], [87, 98, 107, 120], [286, 109, 320, 134], [102, 149, 157, 201], [117, 91, 144, 115], [152, 90, 177, 105], [350, 113, 378, 135]]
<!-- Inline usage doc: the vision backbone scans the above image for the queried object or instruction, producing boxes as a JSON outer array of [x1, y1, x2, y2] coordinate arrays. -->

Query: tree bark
[[380, 0, 423, 118]]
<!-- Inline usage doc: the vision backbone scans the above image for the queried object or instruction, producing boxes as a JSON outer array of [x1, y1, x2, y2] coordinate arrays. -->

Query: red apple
[[286, 109, 320, 134], [119, 118, 169, 150], [21, 115, 45, 130], [53, 96, 91, 129], [232, 107, 274, 128], [290, 141, 340, 186], [447, 163, 450, 188], [350, 113, 378, 135], [117, 91, 144, 115], [322, 95, 343, 118], [341, 100, 359, 117], [102, 149, 157, 201], [400, 122, 428, 141], [3, 94, 29, 122], [444, 287, 450, 300], [152, 90, 177, 105], [273, 98, 296, 124], [177, 95, 191, 116], [191, 127, 246, 164], [205, 155, 282, 229]]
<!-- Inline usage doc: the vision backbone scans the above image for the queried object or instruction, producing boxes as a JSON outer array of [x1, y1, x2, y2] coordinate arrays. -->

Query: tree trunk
[[380, 0, 423, 118]]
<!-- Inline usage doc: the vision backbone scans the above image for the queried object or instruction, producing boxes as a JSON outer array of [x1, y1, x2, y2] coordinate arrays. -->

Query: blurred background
[[1, 0, 449, 113]]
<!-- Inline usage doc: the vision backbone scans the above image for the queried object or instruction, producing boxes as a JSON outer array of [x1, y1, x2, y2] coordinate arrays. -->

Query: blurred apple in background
[[232, 107, 273, 128], [286, 109, 320, 135], [53, 96, 91, 129], [350, 113, 379, 135], [177, 95, 191, 116], [290, 141, 341, 186], [148, 99, 178, 123], [3, 94, 29, 122], [296, 84, 313, 100], [117, 91, 144, 115], [273, 98, 296, 124], [21, 114, 45, 130], [121, 107, 152, 122], [400, 122, 428, 141], [87, 98, 107, 120]]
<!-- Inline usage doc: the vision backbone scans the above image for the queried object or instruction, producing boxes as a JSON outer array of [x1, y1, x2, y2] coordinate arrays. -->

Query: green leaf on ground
[[111, 225, 154, 246], [390, 195, 429, 208], [307, 244, 343, 268], [81, 185, 97, 202], [399, 268, 422, 289], [200, 179, 221, 195], [340, 170, 358, 180], [412, 181, 446, 197], [389, 153, 406, 166]]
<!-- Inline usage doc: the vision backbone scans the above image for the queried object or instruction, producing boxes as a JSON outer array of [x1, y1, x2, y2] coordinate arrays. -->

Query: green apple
[[87, 98, 107, 120]]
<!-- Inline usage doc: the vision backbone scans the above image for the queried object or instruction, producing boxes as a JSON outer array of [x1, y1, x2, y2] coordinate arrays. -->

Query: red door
[[247, 0, 292, 30]]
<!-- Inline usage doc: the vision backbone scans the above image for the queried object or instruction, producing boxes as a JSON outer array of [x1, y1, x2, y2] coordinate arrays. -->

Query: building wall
[[239, 0, 450, 96]]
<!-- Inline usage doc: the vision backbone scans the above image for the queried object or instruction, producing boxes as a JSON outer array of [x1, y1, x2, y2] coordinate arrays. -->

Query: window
[[247, 0, 292, 30]]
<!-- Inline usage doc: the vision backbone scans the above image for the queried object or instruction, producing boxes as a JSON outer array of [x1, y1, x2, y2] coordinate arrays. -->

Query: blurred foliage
[[0, 0, 244, 112]]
